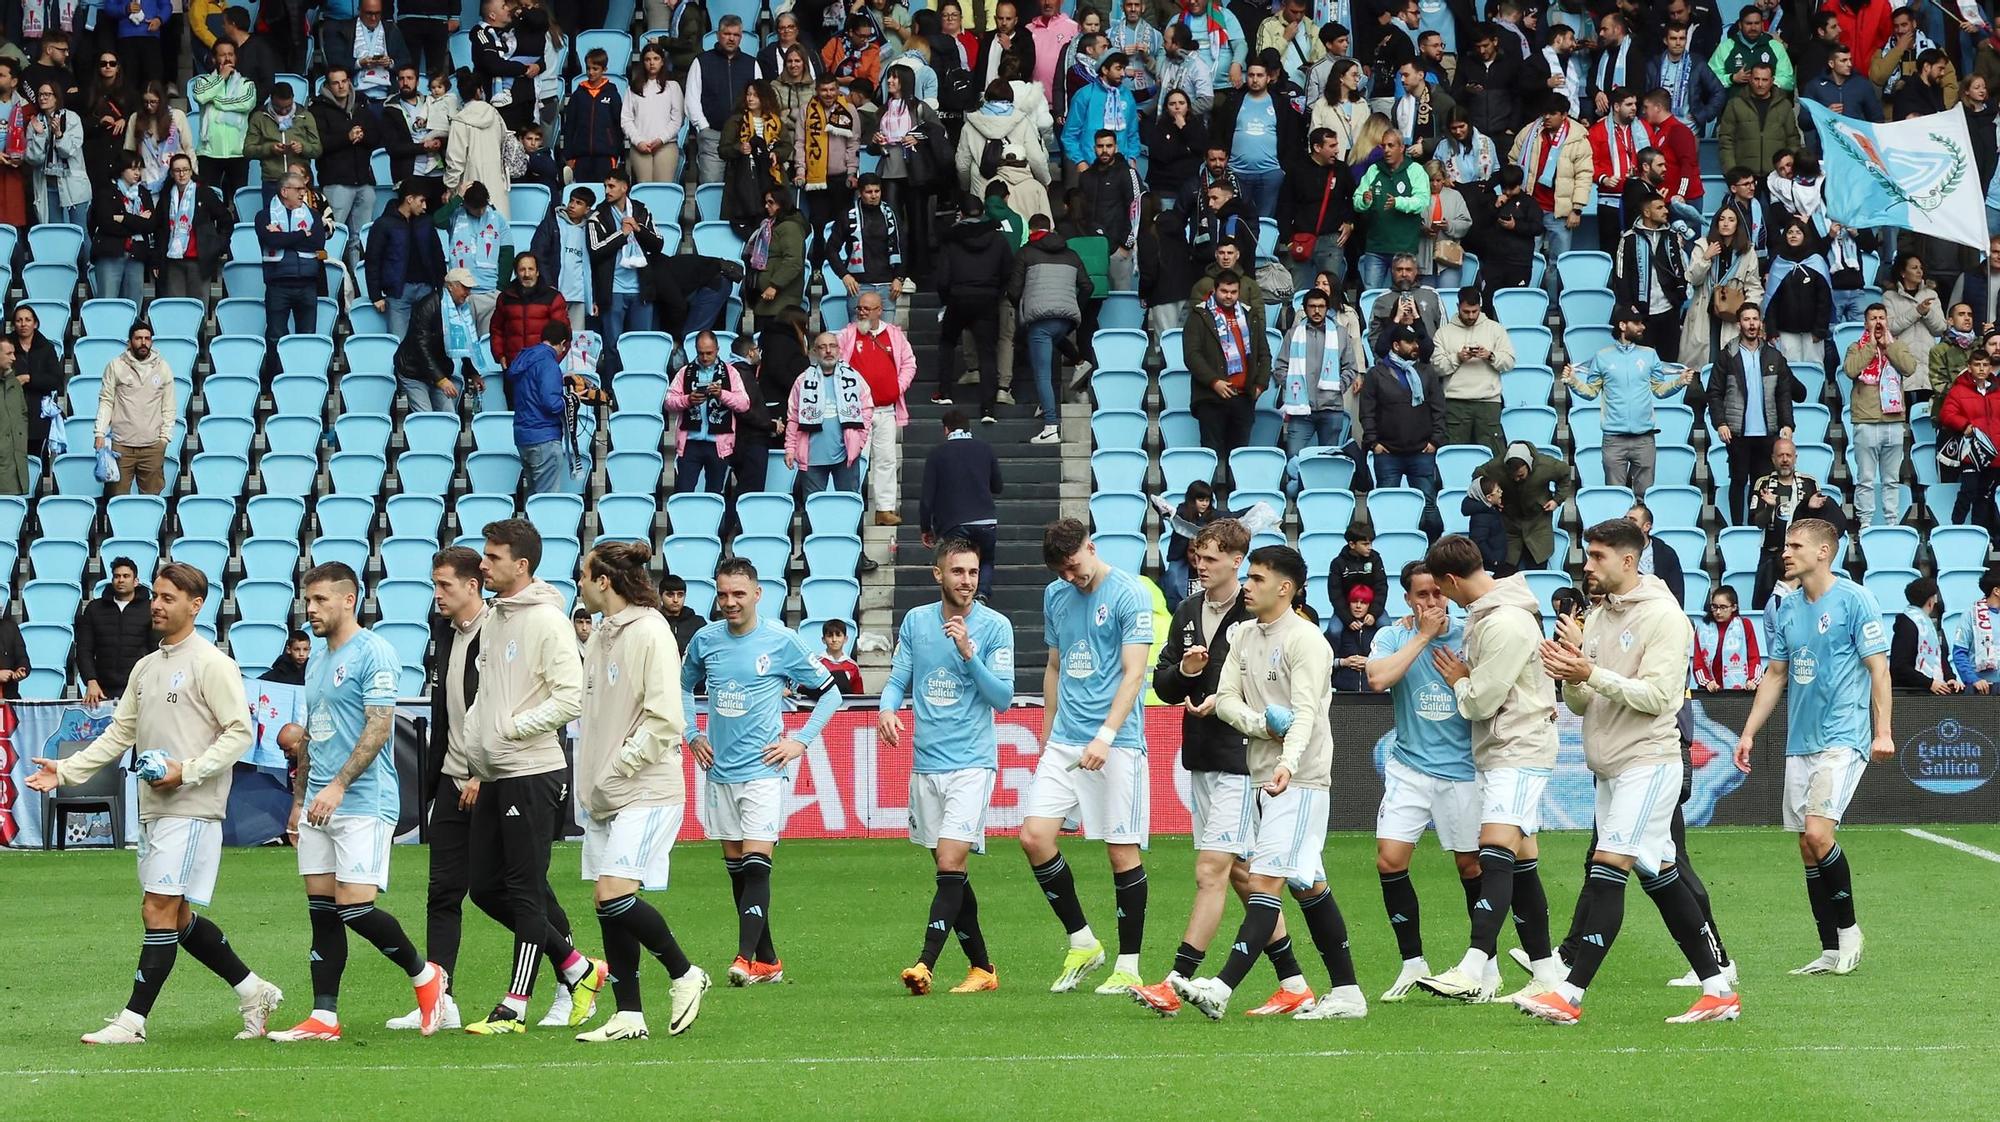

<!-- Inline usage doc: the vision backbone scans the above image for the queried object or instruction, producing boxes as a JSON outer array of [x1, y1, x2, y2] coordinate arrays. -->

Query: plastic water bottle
[[1264, 705, 1295, 738], [135, 750, 171, 782]]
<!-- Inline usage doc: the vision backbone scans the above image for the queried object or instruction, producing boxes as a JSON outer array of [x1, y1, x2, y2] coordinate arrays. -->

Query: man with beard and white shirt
[[837, 291, 917, 527]]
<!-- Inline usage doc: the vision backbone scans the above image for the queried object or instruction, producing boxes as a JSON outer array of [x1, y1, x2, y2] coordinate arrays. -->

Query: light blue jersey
[[682, 618, 840, 784], [1767, 577, 1890, 758], [881, 603, 1015, 773], [1370, 618, 1475, 781], [304, 629, 402, 824], [1044, 567, 1153, 751]]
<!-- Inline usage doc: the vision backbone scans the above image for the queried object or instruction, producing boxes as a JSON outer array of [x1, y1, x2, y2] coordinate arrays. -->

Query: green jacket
[[1474, 452, 1576, 566], [1716, 88, 1802, 180], [189, 70, 258, 159], [243, 103, 324, 182], [984, 198, 1027, 250], [1931, 339, 1973, 400], [1066, 234, 1110, 299], [751, 211, 810, 320], [0, 368, 26, 495]]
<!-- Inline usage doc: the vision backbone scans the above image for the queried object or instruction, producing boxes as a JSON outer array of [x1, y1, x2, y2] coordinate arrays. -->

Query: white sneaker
[[81, 1011, 146, 1045], [1414, 966, 1496, 1003], [1294, 985, 1367, 1020], [1030, 425, 1060, 444], [1181, 976, 1231, 1020], [1380, 958, 1430, 1002], [390, 993, 461, 1031], [1790, 951, 1838, 976], [1832, 928, 1864, 975], [995, 389, 1016, 406], [235, 981, 284, 1040], [667, 966, 711, 1036], [538, 985, 575, 1026], [575, 1011, 648, 1043], [1668, 960, 1738, 988]]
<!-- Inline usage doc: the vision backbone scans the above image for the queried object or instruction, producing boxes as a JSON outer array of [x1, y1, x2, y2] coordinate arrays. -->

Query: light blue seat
[[661, 534, 723, 580], [609, 412, 666, 452], [1576, 486, 1636, 527], [1161, 448, 1218, 495], [189, 451, 253, 496], [1100, 291, 1144, 329], [375, 578, 437, 624], [31, 538, 89, 585], [386, 494, 445, 538], [261, 414, 320, 457], [1374, 529, 1429, 573], [1160, 410, 1199, 448], [28, 223, 84, 264], [273, 334, 335, 380], [803, 532, 863, 576], [99, 538, 160, 580], [1859, 525, 1920, 571], [596, 493, 656, 542], [731, 534, 791, 577], [1931, 525, 1991, 572], [1556, 250, 1614, 290], [457, 494, 515, 538], [394, 451, 454, 499], [605, 450, 662, 494], [516, 495, 583, 544], [228, 622, 289, 669], [1159, 370, 1191, 412], [1090, 492, 1149, 535], [1091, 448, 1148, 492], [1863, 567, 1921, 608], [21, 579, 82, 622], [1655, 404, 1697, 447], [80, 298, 138, 339], [210, 334, 266, 378], [73, 337, 127, 383], [309, 537, 371, 577], [270, 374, 327, 417], [611, 372, 669, 411], [1093, 532, 1147, 573], [694, 182, 724, 223], [692, 221, 744, 260], [148, 297, 206, 340], [1653, 445, 1697, 487], [1367, 486, 1427, 528], [215, 297, 264, 336], [1091, 410, 1149, 451], [22, 622, 73, 673], [1492, 288, 1549, 328], [0, 496, 26, 544], [1434, 444, 1492, 489], [1507, 325, 1553, 367], [401, 413, 460, 457], [467, 451, 524, 494], [1941, 569, 1983, 613], [1297, 489, 1358, 535], [1503, 365, 1556, 409], [241, 537, 302, 583], [1501, 405, 1558, 445], [470, 412, 515, 453], [19, 667, 65, 698], [619, 331, 677, 373], [1556, 286, 1616, 329], [736, 493, 793, 538], [38, 495, 97, 542], [239, 495, 303, 541], [1092, 329, 1149, 374], [1794, 442, 1834, 483], [313, 494, 374, 541], [1228, 447, 1287, 493], [1091, 370, 1148, 412], [375, 620, 432, 668], [1523, 570, 1575, 612], [630, 181, 683, 220], [344, 333, 399, 376], [1655, 527, 1707, 569], [168, 536, 229, 578], [328, 451, 387, 495], [509, 183, 552, 226], [51, 453, 100, 495], [1159, 328, 1184, 371], [368, 537, 428, 583], [1294, 452, 1356, 491], [805, 491, 864, 536], [666, 492, 725, 538], [1717, 526, 1765, 574], [817, 291, 851, 331], [680, 577, 716, 617], [1562, 325, 1616, 364], [221, 260, 264, 299], [1643, 486, 1704, 529], [801, 576, 861, 621], [342, 373, 398, 415]]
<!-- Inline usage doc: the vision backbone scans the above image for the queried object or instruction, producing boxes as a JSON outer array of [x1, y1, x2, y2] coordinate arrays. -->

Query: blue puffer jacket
[[505, 342, 566, 446]]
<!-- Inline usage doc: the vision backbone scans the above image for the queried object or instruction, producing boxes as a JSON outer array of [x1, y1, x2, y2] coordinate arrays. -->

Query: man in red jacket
[[1640, 89, 1703, 230], [1941, 348, 2000, 532], [490, 253, 570, 369]]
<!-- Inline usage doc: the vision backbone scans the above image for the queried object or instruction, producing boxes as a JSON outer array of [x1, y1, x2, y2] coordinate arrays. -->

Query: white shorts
[[1477, 766, 1551, 835], [1022, 742, 1150, 847], [909, 768, 995, 853], [1782, 749, 1868, 832], [704, 776, 784, 843], [1249, 787, 1329, 891], [1189, 770, 1255, 858], [1376, 757, 1482, 852], [137, 815, 223, 907], [1592, 761, 1682, 876], [581, 804, 683, 891], [296, 814, 395, 890]]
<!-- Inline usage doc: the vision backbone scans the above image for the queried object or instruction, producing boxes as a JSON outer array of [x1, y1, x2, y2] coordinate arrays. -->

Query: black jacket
[[149, 179, 233, 278], [1453, 50, 1528, 140], [260, 653, 307, 685], [1143, 113, 1208, 196], [424, 613, 478, 806], [395, 289, 473, 388], [1076, 156, 1144, 251], [365, 206, 447, 302], [1892, 611, 1958, 691], [0, 616, 23, 701], [17, 331, 61, 451], [91, 183, 158, 261], [311, 92, 380, 188], [934, 216, 1014, 305], [661, 607, 705, 657], [1332, 619, 1380, 693], [1279, 156, 1356, 239], [1359, 357, 1446, 454], [1648, 538, 1687, 605], [1151, 588, 1253, 774], [1329, 546, 1389, 628], [919, 433, 1003, 536], [75, 586, 155, 697], [1138, 221, 1202, 308], [586, 198, 667, 303]]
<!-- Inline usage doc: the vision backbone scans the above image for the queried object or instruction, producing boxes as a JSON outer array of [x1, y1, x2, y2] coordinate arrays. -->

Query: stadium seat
[[148, 297, 206, 341], [630, 181, 684, 220], [262, 414, 320, 458], [1863, 567, 1922, 608], [604, 450, 662, 494], [73, 338, 126, 383], [595, 494, 656, 542], [1860, 525, 1921, 571], [470, 413, 516, 453], [1434, 445, 1492, 489], [1374, 530, 1428, 573], [30, 537, 88, 584], [1092, 532, 1147, 574], [1557, 286, 1616, 329], [28, 223, 84, 264], [1555, 250, 1614, 290], [804, 533, 864, 576], [666, 492, 726, 539], [1100, 291, 1144, 329], [21, 622, 73, 674], [1159, 410, 1199, 448], [37, 496, 96, 543], [375, 621, 431, 669], [1158, 370, 1191, 412], [1523, 570, 1573, 612], [523, 493, 585, 541], [400, 413, 461, 458], [692, 221, 744, 260], [1644, 486, 1704, 530], [1655, 404, 1697, 447], [344, 333, 399, 376], [1794, 443, 1834, 482], [693, 183, 724, 222], [805, 491, 864, 536], [98, 538, 159, 580], [457, 494, 516, 539], [467, 451, 525, 494], [0, 495, 25, 545], [1931, 525, 1991, 573], [1366, 487, 1428, 529], [1576, 486, 1636, 527], [190, 451, 253, 496], [1717, 526, 1764, 575], [1562, 325, 1615, 364], [1228, 447, 1287, 494], [1941, 569, 1983, 613], [241, 536, 302, 583], [1161, 448, 1218, 496], [1500, 405, 1557, 445], [736, 493, 794, 538], [1654, 445, 1697, 487], [168, 537, 230, 577], [1502, 365, 1556, 409], [50, 453, 99, 496], [1492, 288, 1549, 328], [392, 451, 455, 500], [21, 579, 82, 622], [1506, 325, 1553, 367], [228, 622, 289, 670], [271, 374, 329, 416], [375, 536, 434, 582], [731, 534, 791, 578], [534, 535, 581, 582], [328, 452, 388, 495], [315, 494, 376, 541], [1091, 448, 1148, 492], [608, 412, 666, 452], [509, 183, 552, 226], [80, 298, 138, 339], [1158, 329, 1184, 371], [1294, 453, 1356, 492], [386, 494, 445, 539], [662, 535, 723, 580], [1093, 329, 1150, 374], [309, 537, 371, 579], [1090, 371, 1149, 414], [1655, 527, 1707, 570], [341, 373, 398, 415], [235, 497, 300, 543], [1090, 492, 1149, 535], [232, 575, 297, 624], [214, 297, 263, 337], [619, 331, 677, 373], [1297, 489, 1358, 535]]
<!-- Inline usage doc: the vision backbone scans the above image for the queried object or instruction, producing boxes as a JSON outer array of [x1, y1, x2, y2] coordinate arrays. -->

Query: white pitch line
[[1, 1042, 1980, 1080], [1903, 828, 2000, 864]]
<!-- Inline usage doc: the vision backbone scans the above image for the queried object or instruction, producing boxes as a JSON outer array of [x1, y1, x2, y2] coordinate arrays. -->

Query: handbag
[[1289, 166, 1337, 262], [1712, 279, 1746, 318], [1427, 191, 1462, 265]]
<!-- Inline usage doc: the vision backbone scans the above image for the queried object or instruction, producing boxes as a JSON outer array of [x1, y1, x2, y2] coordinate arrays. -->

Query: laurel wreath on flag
[[1828, 127, 1968, 214]]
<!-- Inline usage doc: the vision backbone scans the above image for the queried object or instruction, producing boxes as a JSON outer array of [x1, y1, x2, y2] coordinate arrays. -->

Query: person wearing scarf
[[1360, 323, 1446, 530], [1174, 0, 1246, 87], [1279, 287, 1360, 469], [1611, 195, 1690, 361], [1951, 574, 2000, 691], [1509, 94, 1589, 289], [1109, 0, 1163, 103], [1587, 88, 1648, 251], [665, 332, 753, 495], [1694, 591, 1762, 690], [1841, 304, 1917, 527], [1536, 26, 1586, 118], [795, 77, 859, 233], [91, 153, 155, 303], [1186, 270, 1268, 484], [833, 174, 905, 324], [1929, 303, 1980, 400], [1890, 578, 1959, 694], [786, 331, 876, 495], [1871, 11, 1946, 98], [1762, 223, 1832, 364], [1435, 116, 1497, 192]]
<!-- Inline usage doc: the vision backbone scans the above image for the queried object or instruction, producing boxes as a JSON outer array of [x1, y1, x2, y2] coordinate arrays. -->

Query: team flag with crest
[[1803, 100, 1988, 252]]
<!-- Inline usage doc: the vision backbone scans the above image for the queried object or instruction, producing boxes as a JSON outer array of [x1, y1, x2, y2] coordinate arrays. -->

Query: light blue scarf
[[1386, 353, 1424, 405]]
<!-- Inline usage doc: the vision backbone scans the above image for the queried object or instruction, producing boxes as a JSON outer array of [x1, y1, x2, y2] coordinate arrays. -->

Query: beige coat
[[1454, 574, 1559, 771], [444, 100, 512, 220], [1562, 575, 1689, 778], [577, 605, 687, 820]]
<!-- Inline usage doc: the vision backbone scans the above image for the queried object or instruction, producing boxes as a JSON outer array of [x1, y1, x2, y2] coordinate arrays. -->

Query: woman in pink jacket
[[786, 330, 876, 493], [665, 331, 754, 494]]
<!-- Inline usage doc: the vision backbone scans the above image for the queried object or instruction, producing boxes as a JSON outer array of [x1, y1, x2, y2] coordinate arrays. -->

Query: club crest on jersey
[[1095, 604, 1109, 626], [756, 653, 772, 675], [1817, 613, 1831, 634], [169, 671, 187, 690], [333, 662, 347, 687], [607, 662, 620, 685], [505, 639, 519, 662], [1619, 629, 1634, 651]]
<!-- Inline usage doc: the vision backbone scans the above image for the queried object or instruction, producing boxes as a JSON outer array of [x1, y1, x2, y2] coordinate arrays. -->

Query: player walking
[[879, 538, 1015, 995], [681, 557, 844, 986], [1022, 519, 1155, 994], [463, 520, 608, 1035], [1366, 560, 1487, 1002], [1179, 546, 1368, 1020], [1133, 519, 1313, 1017], [1414, 537, 1565, 1003], [1734, 517, 1893, 976], [1515, 520, 1740, 1025], [571, 542, 711, 1042], [270, 563, 447, 1042], [27, 564, 283, 1044]]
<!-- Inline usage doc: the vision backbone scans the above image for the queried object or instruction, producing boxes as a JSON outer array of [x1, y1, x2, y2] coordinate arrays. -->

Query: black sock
[[1460, 874, 1482, 919], [1112, 865, 1147, 957], [1804, 865, 1838, 951], [725, 856, 746, 910], [1641, 866, 1723, 985], [509, 939, 541, 999], [1670, 806, 1728, 962], [1558, 831, 1598, 964], [738, 852, 775, 962], [128, 928, 180, 1017], [1030, 853, 1089, 935], [596, 897, 645, 1012], [1817, 843, 1856, 930], [1565, 863, 1630, 991], [339, 902, 424, 978], [1218, 893, 1283, 989], [1173, 940, 1205, 979], [1380, 871, 1423, 960], [954, 877, 991, 970], [1511, 858, 1553, 961], [923, 872, 968, 968], [1295, 886, 1357, 989], [1469, 846, 1517, 956], [307, 895, 346, 1011], [178, 914, 250, 987], [616, 894, 691, 978], [1264, 934, 1303, 980]]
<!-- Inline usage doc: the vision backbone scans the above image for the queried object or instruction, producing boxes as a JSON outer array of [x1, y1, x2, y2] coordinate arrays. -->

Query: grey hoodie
[[466, 579, 582, 781], [1563, 574, 1690, 778], [577, 605, 686, 820], [1454, 573, 1559, 771]]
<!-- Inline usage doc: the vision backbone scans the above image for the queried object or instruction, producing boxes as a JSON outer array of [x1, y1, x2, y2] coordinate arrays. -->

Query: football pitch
[[5, 825, 1999, 1121]]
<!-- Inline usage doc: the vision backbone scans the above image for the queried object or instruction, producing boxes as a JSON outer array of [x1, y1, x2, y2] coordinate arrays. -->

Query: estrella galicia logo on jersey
[[504, 640, 518, 663], [1791, 649, 1818, 685], [1064, 640, 1096, 678], [1414, 680, 1457, 721], [923, 667, 961, 707], [308, 706, 335, 743], [1901, 718, 1996, 795], [1094, 604, 1109, 626], [713, 680, 750, 719]]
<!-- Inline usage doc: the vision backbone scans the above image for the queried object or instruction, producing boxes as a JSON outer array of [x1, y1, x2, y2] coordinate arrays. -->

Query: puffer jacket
[[933, 215, 1014, 305], [1717, 87, 1802, 180], [1508, 114, 1592, 219], [310, 88, 377, 187], [1007, 230, 1091, 326], [75, 585, 155, 697], [1940, 368, 2000, 442], [489, 279, 569, 367]]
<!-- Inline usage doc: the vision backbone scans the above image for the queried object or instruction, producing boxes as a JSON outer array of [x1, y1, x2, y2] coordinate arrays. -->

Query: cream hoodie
[[1216, 609, 1335, 791], [1454, 574, 1559, 771], [1562, 575, 1690, 778], [465, 580, 582, 782], [57, 634, 252, 822], [576, 605, 686, 820]]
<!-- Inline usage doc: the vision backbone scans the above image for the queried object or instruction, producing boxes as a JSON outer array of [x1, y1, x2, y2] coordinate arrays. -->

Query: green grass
[[4, 825, 2000, 1120]]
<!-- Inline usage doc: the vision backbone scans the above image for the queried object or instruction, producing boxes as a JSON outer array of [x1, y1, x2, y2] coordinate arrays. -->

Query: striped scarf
[[1283, 318, 1342, 415], [845, 198, 900, 275]]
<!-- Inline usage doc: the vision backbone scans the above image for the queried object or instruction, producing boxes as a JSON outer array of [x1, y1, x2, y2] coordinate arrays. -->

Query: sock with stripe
[[1217, 893, 1283, 990], [954, 877, 991, 971], [339, 902, 424, 978], [506, 937, 542, 1008], [128, 928, 181, 1017], [1510, 858, 1553, 961], [178, 914, 251, 989], [609, 894, 691, 979], [1030, 853, 1091, 938], [737, 853, 775, 962], [1816, 843, 1856, 930], [1640, 866, 1726, 993], [1264, 934, 1305, 987], [1172, 941, 1205, 979], [1296, 886, 1358, 989], [1467, 845, 1518, 958], [595, 897, 646, 1012], [1112, 865, 1147, 962], [922, 872, 968, 969], [1803, 865, 1837, 951], [1563, 862, 1630, 993], [1379, 871, 1423, 960], [307, 895, 346, 1013]]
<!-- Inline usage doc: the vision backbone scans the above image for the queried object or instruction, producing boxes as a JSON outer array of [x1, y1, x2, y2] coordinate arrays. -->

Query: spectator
[[122, 81, 192, 198], [1587, 87, 1647, 247], [1639, 90, 1704, 225], [1211, 56, 1298, 218], [309, 66, 376, 250], [25, 80, 87, 230], [80, 51, 135, 189], [792, 75, 861, 233], [1874, 8, 1957, 104], [1433, 286, 1513, 455], [1331, 585, 1380, 691], [665, 330, 753, 495], [443, 75, 509, 219], [1351, 130, 1429, 291], [1416, 158, 1471, 288], [490, 252, 568, 371], [1448, 28, 1517, 150], [625, 42, 684, 183], [322, 0, 406, 105], [108, 0, 169, 91], [1143, 87, 1206, 198], [1009, 212, 1091, 444], [786, 331, 876, 494], [1682, 206, 1763, 369], [1950, 237, 2000, 334], [1893, 576, 1959, 694], [1361, 324, 1446, 524], [1509, 93, 1591, 295], [439, 180, 507, 333], [1281, 126, 1356, 291], [657, 252, 739, 343], [1647, 21, 1727, 130], [469, 0, 536, 131], [380, 65, 444, 184], [243, 81, 320, 195], [1563, 304, 1695, 494], [1481, 165, 1542, 296], [1184, 174, 1255, 264], [1625, 500, 1686, 602], [759, 12, 825, 84], [831, 173, 908, 325], [187, 38, 254, 198], [1930, 301, 1980, 401], [1611, 194, 1689, 362], [1800, 44, 1881, 139], [256, 170, 331, 382], [1694, 586, 1761, 690], [658, 575, 704, 655], [1950, 569, 2000, 693], [1463, 474, 1506, 572], [220, 6, 277, 99], [1885, 252, 1948, 360], [395, 268, 482, 413], [686, 14, 757, 185], [95, 323, 173, 497], [90, 152, 154, 303], [571, 609, 594, 655], [395, 0, 453, 90], [259, 630, 311, 686], [0, 62, 29, 232], [1764, 218, 1832, 363], [919, 410, 1004, 600], [0, 338, 22, 494], [1073, 128, 1143, 291], [1064, 50, 1142, 176], [933, 198, 1014, 421], [825, 14, 886, 99], [19, 33, 76, 105], [1939, 348, 2000, 532], [746, 187, 810, 330], [366, 179, 446, 338], [1366, 255, 1442, 360], [959, 80, 1053, 223], [1472, 441, 1573, 571], [556, 48, 623, 184], [1843, 302, 1918, 527], [1278, 286, 1361, 464], [528, 186, 595, 337], [1390, 58, 1453, 162], [506, 320, 578, 495], [9, 309, 58, 461], [838, 290, 918, 526], [1186, 267, 1267, 491], [1710, 7, 1792, 90], [1717, 63, 1800, 188], [1747, 437, 1845, 602], [1707, 304, 1799, 522], [0, 606, 25, 700], [1329, 525, 1388, 631]]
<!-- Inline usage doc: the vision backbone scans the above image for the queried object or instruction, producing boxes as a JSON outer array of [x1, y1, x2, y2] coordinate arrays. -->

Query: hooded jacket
[[244, 98, 324, 180], [934, 215, 1014, 305], [443, 100, 509, 215], [577, 605, 687, 820], [1564, 575, 1689, 777], [76, 584, 155, 697], [465, 579, 582, 782], [1152, 587, 1254, 775], [1453, 574, 1559, 772], [749, 209, 811, 320], [1474, 446, 1575, 565], [1216, 608, 1336, 791], [310, 87, 378, 187], [1940, 367, 2000, 442], [489, 278, 569, 367], [955, 100, 1053, 201], [96, 347, 176, 446], [1008, 230, 1092, 326], [504, 341, 567, 447]]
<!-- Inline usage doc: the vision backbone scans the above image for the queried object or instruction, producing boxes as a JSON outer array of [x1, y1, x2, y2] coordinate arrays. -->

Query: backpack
[[938, 67, 980, 114], [978, 136, 1005, 179], [500, 128, 528, 180]]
